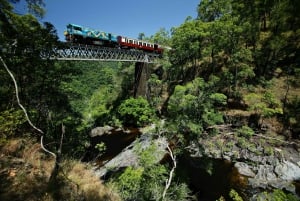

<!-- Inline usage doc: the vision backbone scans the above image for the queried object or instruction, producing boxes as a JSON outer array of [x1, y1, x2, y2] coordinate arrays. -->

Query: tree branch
[[0, 56, 56, 158], [162, 144, 176, 200]]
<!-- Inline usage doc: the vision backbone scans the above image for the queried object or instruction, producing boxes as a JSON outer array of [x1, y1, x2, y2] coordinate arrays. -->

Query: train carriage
[[117, 36, 163, 54]]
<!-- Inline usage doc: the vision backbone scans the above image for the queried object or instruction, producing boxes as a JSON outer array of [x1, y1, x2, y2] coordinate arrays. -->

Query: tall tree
[[197, 0, 232, 22], [0, 0, 78, 146]]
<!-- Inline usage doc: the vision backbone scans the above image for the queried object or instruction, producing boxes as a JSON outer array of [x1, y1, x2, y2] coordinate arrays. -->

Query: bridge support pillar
[[134, 62, 149, 98]]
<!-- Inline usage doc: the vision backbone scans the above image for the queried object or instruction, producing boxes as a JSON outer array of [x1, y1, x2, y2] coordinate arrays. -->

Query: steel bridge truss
[[43, 43, 160, 63]]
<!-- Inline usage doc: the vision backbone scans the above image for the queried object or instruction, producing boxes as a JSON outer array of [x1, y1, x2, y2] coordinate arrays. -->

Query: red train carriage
[[117, 36, 163, 55]]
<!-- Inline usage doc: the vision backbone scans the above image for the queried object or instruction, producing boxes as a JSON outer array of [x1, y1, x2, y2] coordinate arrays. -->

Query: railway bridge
[[44, 42, 161, 63], [43, 42, 161, 97]]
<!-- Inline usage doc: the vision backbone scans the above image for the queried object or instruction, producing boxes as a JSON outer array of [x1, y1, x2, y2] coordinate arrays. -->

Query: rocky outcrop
[[93, 133, 168, 179], [187, 125, 300, 198], [90, 126, 115, 137]]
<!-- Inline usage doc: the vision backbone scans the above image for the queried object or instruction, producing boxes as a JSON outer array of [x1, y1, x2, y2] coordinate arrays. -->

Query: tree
[[118, 97, 156, 127], [8, 0, 45, 17], [150, 27, 171, 46], [0, 0, 86, 156], [138, 32, 145, 40], [111, 142, 191, 201], [244, 92, 283, 126], [167, 78, 226, 140], [197, 0, 232, 22], [170, 19, 206, 66]]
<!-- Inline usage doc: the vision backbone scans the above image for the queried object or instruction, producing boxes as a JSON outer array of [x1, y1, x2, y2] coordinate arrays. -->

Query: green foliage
[[94, 142, 106, 154], [118, 97, 156, 127], [236, 126, 255, 139], [149, 27, 171, 46], [284, 96, 300, 138], [60, 62, 117, 113], [170, 20, 206, 65], [209, 93, 227, 106], [1, 1, 300, 200], [136, 143, 160, 168], [9, 0, 46, 18], [257, 189, 299, 201], [0, 1, 93, 156], [0, 109, 26, 145], [245, 92, 283, 121], [197, 0, 232, 22], [59, 61, 123, 131], [110, 141, 191, 201], [170, 0, 299, 102], [167, 78, 226, 138], [264, 146, 274, 156], [227, 48, 255, 92], [0, 6, 75, 139], [82, 86, 114, 127], [229, 189, 243, 201], [115, 166, 144, 200], [148, 74, 163, 109]]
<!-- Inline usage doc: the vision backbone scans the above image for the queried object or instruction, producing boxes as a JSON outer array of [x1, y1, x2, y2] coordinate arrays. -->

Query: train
[[64, 23, 164, 55]]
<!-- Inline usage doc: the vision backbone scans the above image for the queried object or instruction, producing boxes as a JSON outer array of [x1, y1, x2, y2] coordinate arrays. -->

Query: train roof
[[67, 23, 83, 28], [67, 23, 106, 33]]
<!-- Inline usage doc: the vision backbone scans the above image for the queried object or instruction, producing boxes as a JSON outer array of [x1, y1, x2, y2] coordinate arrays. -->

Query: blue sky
[[23, 0, 200, 41]]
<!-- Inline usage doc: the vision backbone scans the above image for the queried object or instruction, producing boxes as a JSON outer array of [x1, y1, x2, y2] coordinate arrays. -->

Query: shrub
[[118, 97, 155, 126], [0, 109, 26, 145], [229, 189, 243, 201], [167, 78, 226, 138], [257, 189, 299, 201], [236, 126, 255, 139], [116, 166, 144, 200]]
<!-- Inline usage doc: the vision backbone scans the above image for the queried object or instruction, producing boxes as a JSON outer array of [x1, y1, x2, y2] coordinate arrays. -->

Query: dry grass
[[0, 138, 120, 201], [270, 76, 300, 100], [66, 161, 121, 201]]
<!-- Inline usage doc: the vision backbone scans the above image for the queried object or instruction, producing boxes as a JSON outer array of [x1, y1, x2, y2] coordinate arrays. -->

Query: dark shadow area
[[179, 156, 249, 201], [82, 127, 141, 165]]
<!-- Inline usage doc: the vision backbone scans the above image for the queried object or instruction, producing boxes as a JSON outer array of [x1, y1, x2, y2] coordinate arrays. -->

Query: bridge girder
[[43, 43, 160, 63]]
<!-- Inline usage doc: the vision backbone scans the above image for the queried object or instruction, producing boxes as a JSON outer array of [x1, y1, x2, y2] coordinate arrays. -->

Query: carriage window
[[139, 42, 142, 46], [129, 40, 133, 44]]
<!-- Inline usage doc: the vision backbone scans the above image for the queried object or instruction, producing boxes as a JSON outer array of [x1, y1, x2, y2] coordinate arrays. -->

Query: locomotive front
[[64, 24, 84, 43]]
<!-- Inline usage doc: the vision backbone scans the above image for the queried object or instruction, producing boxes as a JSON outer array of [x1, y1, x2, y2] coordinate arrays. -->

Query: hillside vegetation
[[0, 0, 299, 200]]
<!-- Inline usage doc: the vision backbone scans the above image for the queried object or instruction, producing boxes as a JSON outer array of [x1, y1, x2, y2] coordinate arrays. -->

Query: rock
[[234, 162, 255, 177], [260, 165, 277, 181], [270, 181, 296, 193], [94, 148, 138, 179], [93, 134, 168, 179], [274, 160, 300, 181], [90, 126, 114, 137], [246, 161, 300, 196], [189, 124, 300, 198]]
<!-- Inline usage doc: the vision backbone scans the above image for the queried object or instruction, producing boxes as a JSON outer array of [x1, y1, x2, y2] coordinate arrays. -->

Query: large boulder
[[93, 133, 168, 179], [90, 126, 114, 137]]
